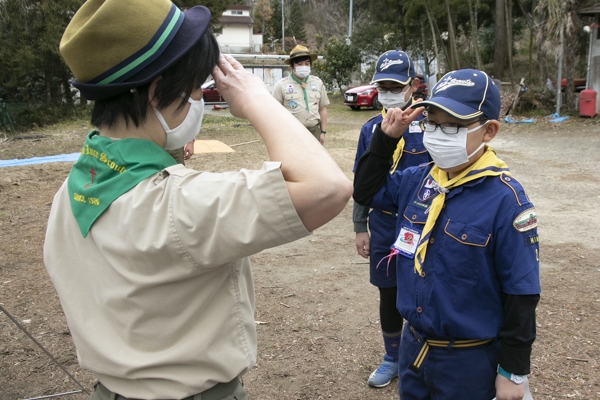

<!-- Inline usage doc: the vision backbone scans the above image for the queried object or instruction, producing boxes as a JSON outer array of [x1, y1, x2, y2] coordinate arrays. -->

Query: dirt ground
[[1, 98, 599, 400]]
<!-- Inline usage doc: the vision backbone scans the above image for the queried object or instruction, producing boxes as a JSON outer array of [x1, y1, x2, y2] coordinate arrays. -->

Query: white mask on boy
[[423, 121, 489, 169], [378, 89, 411, 110], [154, 96, 205, 150]]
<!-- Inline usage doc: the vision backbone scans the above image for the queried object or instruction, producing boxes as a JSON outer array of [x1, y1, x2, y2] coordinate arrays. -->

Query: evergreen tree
[[267, 0, 283, 41], [288, 0, 306, 43], [254, 0, 273, 34], [315, 37, 361, 92], [0, 0, 83, 107]]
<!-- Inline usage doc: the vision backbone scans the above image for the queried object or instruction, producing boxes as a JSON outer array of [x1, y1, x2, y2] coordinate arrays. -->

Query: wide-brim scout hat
[[371, 50, 416, 85], [60, 0, 211, 101], [412, 69, 501, 120], [285, 45, 317, 64]]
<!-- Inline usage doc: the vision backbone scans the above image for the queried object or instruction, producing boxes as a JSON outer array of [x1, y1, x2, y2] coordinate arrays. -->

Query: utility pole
[[282, 0, 285, 53], [348, 0, 353, 37]]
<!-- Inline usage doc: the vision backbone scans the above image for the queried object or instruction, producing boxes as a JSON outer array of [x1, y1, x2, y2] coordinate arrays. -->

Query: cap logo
[[379, 57, 404, 71], [435, 77, 475, 93]]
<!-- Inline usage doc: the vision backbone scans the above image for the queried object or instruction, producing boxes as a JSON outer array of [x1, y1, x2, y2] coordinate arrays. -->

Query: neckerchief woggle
[[376, 146, 510, 275], [67, 131, 176, 237], [291, 74, 310, 111]]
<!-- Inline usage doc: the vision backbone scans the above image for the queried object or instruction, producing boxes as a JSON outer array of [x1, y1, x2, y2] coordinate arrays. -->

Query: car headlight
[[360, 90, 375, 95]]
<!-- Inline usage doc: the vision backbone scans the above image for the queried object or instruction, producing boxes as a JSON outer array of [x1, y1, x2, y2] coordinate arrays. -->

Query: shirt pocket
[[437, 219, 491, 287], [402, 204, 428, 226], [283, 93, 303, 113], [308, 90, 322, 102]]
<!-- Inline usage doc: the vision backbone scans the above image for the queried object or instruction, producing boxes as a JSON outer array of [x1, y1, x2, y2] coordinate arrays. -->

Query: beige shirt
[[272, 74, 330, 128], [44, 162, 309, 399]]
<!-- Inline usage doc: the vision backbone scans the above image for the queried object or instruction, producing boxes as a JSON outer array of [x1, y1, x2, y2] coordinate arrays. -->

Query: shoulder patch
[[514, 208, 537, 232]]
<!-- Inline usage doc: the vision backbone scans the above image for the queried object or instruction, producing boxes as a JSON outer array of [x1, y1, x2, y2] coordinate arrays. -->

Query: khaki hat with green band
[[60, 0, 211, 101]]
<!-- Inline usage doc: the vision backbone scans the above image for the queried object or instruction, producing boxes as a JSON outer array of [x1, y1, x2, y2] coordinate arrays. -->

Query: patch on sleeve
[[513, 208, 537, 232], [524, 234, 539, 246]]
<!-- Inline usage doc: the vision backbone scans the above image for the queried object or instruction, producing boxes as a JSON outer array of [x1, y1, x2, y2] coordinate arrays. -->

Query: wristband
[[497, 365, 526, 385], [321, 131, 326, 134]]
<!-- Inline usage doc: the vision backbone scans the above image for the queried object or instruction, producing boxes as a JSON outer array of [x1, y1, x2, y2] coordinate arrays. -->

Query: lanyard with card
[[392, 225, 421, 259]]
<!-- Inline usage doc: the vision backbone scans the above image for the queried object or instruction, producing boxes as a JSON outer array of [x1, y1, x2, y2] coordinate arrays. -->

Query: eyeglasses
[[375, 83, 410, 94], [419, 118, 488, 134]]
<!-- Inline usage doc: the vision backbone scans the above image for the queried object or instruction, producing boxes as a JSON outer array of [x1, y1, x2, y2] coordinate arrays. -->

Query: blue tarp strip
[[0, 152, 80, 168]]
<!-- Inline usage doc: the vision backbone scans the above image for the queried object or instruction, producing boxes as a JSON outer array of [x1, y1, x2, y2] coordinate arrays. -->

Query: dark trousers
[[89, 378, 246, 400]]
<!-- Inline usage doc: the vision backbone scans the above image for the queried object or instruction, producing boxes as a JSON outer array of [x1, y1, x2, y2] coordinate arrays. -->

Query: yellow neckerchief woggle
[[291, 73, 310, 111], [375, 146, 510, 275]]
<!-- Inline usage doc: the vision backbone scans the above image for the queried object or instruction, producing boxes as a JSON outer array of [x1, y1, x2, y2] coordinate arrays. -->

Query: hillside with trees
[[0, 0, 597, 131]]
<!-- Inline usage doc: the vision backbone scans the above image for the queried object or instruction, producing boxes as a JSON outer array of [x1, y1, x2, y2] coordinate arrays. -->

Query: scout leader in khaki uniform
[[272, 45, 330, 144]]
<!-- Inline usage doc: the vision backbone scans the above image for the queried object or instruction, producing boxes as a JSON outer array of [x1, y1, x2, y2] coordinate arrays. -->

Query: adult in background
[[272, 44, 329, 144], [352, 50, 431, 388], [44, 1, 352, 399]]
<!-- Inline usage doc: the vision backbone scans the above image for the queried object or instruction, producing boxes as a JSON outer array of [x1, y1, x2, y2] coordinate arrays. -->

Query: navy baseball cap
[[413, 69, 501, 120], [371, 50, 415, 85]]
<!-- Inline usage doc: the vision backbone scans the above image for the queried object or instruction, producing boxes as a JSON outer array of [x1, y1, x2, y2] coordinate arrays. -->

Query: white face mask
[[423, 121, 489, 169], [294, 66, 311, 79], [377, 89, 411, 110], [154, 96, 204, 150]]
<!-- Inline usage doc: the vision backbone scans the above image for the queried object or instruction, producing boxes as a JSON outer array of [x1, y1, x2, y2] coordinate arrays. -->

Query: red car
[[201, 80, 225, 103], [344, 84, 381, 110], [344, 75, 428, 110]]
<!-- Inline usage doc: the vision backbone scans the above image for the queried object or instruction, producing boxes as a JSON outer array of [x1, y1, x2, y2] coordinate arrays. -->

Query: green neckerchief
[[67, 131, 176, 237], [291, 74, 310, 111]]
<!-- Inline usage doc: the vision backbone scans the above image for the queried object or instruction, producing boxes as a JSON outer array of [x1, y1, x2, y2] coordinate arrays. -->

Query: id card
[[409, 121, 421, 133], [392, 226, 421, 259]]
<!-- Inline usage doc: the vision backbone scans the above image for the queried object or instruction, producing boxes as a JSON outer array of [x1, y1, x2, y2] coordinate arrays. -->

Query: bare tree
[[493, 0, 508, 78]]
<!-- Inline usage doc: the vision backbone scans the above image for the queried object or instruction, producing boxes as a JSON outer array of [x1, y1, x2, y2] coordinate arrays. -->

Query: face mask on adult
[[153, 96, 205, 150], [423, 121, 490, 169], [377, 89, 411, 110], [294, 66, 311, 79]]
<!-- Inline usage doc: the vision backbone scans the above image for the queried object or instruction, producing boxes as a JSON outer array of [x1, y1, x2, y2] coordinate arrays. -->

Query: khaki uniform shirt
[[272, 74, 330, 128], [44, 163, 309, 399]]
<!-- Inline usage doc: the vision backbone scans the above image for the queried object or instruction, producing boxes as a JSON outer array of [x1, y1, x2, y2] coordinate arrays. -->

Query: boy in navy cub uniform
[[352, 50, 430, 388], [354, 69, 540, 400]]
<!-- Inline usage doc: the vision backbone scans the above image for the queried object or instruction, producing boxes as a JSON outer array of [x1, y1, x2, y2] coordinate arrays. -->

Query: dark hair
[[291, 56, 311, 67], [91, 31, 220, 129]]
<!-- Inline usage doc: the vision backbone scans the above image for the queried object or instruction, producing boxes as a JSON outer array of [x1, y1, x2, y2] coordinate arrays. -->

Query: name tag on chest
[[392, 226, 421, 258]]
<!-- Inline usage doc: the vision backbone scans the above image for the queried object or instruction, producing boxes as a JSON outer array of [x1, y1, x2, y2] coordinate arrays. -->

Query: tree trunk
[[45, 70, 51, 104], [493, 0, 507, 78], [424, 0, 443, 79], [467, 0, 482, 70], [505, 0, 514, 85], [535, 6, 546, 82], [421, 23, 431, 80], [564, 5, 580, 110], [445, 0, 460, 70]]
